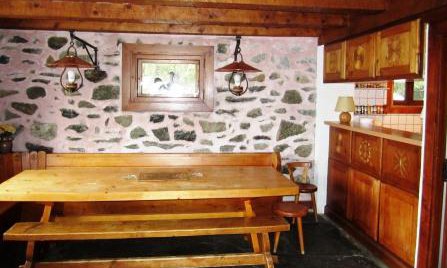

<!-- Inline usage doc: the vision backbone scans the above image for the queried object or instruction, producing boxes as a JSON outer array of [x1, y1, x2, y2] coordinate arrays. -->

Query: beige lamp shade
[[335, 96, 355, 112]]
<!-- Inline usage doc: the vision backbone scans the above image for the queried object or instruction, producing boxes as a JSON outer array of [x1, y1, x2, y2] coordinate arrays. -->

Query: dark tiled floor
[[0, 215, 387, 268]]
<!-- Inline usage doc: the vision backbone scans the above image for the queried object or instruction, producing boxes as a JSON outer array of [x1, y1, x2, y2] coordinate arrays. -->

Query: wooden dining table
[[0, 165, 298, 268], [0, 166, 299, 202]]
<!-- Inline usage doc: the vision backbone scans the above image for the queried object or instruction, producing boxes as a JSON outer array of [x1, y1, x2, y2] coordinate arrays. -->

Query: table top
[[0, 166, 298, 202]]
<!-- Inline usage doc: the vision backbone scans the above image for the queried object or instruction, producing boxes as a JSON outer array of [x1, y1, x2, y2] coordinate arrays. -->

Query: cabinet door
[[379, 183, 418, 265], [351, 132, 382, 178], [348, 169, 380, 240], [346, 34, 375, 80], [382, 139, 421, 195], [329, 127, 351, 163], [376, 19, 422, 79], [324, 42, 346, 82], [327, 159, 349, 217]]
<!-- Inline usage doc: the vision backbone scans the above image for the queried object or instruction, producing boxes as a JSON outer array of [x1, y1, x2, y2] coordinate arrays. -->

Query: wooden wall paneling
[[21, 152, 30, 170], [375, 19, 422, 79], [45, 153, 277, 168], [379, 183, 418, 265], [326, 159, 349, 217], [329, 127, 351, 163], [382, 140, 421, 195], [351, 132, 382, 178], [323, 42, 346, 82], [346, 34, 376, 80], [348, 169, 380, 240]]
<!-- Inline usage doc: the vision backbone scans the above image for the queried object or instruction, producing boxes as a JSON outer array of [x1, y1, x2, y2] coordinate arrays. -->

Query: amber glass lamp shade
[[335, 96, 355, 124]]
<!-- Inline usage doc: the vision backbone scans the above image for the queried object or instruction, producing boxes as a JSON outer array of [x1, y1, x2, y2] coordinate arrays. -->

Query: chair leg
[[296, 217, 305, 255], [311, 192, 318, 223], [292, 194, 300, 224], [273, 232, 280, 253]]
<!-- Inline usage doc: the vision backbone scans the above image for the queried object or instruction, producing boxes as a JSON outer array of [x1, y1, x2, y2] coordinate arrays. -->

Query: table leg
[[24, 203, 54, 267], [243, 200, 262, 253]]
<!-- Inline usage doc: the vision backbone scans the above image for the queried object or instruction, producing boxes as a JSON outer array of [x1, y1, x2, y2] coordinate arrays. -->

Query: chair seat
[[297, 183, 317, 193], [273, 202, 308, 218]]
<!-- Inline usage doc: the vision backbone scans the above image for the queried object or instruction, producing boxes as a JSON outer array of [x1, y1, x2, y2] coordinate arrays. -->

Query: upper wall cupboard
[[324, 19, 422, 82]]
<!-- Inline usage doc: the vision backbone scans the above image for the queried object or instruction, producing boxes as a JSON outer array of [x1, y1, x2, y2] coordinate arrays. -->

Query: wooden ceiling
[[0, 0, 446, 43]]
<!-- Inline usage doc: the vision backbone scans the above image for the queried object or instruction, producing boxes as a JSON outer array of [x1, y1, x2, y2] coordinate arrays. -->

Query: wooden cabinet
[[323, 42, 346, 82], [323, 19, 422, 82], [326, 124, 421, 268], [382, 139, 421, 195], [327, 159, 349, 216], [346, 34, 375, 80], [347, 169, 380, 240], [351, 132, 382, 178], [379, 183, 418, 265], [329, 127, 351, 163], [375, 19, 422, 79]]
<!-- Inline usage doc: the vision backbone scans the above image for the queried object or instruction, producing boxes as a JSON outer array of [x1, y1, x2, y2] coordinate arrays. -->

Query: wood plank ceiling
[[0, 0, 446, 43]]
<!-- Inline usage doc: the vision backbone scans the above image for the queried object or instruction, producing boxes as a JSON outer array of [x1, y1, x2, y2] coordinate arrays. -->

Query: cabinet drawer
[[379, 183, 418, 265], [329, 127, 351, 162], [348, 169, 380, 240], [327, 159, 349, 217], [351, 132, 382, 177], [382, 139, 421, 195]]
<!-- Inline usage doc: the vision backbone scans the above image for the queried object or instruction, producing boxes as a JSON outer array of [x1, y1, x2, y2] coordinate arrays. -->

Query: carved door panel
[[324, 42, 346, 82], [346, 34, 375, 80], [327, 159, 349, 217], [379, 183, 418, 265], [347, 169, 380, 240], [351, 132, 382, 178], [329, 127, 351, 163], [376, 19, 422, 79], [382, 139, 421, 195]]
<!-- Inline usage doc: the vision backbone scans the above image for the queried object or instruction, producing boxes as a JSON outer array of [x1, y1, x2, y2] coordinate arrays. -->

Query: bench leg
[[24, 242, 35, 268], [258, 232, 274, 268], [22, 203, 54, 268]]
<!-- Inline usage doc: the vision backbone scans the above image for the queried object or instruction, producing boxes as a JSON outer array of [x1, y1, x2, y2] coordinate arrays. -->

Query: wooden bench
[[5, 216, 288, 268], [1, 152, 295, 268]]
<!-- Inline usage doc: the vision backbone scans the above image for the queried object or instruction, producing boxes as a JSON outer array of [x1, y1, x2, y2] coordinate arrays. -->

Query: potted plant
[[0, 123, 16, 153]]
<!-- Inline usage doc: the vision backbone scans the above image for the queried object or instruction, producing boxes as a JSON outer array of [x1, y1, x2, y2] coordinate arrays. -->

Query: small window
[[386, 79, 424, 113], [122, 43, 214, 112]]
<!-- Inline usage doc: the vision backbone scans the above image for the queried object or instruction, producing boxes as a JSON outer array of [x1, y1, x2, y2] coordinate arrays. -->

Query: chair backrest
[[287, 161, 312, 184]]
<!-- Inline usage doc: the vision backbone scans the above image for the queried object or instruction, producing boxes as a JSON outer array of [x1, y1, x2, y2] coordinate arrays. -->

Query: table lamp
[[335, 96, 355, 124]]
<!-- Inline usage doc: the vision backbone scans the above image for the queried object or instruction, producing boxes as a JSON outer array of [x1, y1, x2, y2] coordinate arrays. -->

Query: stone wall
[[0, 30, 317, 170]]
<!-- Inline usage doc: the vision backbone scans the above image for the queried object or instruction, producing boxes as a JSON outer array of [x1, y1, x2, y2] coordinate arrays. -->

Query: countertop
[[325, 121, 422, 146]]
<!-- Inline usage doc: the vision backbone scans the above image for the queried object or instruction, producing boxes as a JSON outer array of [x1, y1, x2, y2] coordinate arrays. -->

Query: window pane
[[139, 62, 199, 98], [413, 80, 424, 101], [392, 80, 406, 101]]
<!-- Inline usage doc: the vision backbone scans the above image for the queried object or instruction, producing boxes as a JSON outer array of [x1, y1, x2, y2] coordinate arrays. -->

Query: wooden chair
[[272, 201, 307, 255], [287, 161, 318, 223]]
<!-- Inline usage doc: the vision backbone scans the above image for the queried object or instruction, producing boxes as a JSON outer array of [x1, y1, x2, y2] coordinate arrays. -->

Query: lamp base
[[339, 112, 352, 125]]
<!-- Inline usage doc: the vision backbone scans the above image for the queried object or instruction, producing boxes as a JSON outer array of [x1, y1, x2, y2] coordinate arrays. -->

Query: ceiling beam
[[73, 0, 387, 13], [0, 0, 347, 28], [320, 0, 447, 44], [0, 19, 321, 37]]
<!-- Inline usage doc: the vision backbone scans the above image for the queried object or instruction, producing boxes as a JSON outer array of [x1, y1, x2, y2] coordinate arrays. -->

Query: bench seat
[[4, 216, 289, 241]]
